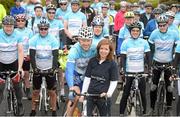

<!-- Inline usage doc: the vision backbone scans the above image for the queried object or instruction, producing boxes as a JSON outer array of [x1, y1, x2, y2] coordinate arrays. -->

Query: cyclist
[[63, 0, 87, 46], [10, 0, 25, 18], [80, 0, 96, 26], [15, 14, 33, 100], [116, 11, 135, 56], [80, 39, 118, 116], [165, 11, 179, 35], [119, 22, 151, 115], [27, 3, 44, 34], [29, 17, 59, 116], [65, 27, 96, 116], [143, 8, 163, 38], [0, 15, 24, 116], [46, 3, 66, 99], [147, 14, 179, 115], [90, 0, 103, 15], [23, 0, 40, 19], [172, 40, 180, 116], [55, 0, 71, 21], [91, 15, 109, 46], [108, 0, 117, 18], [139, 2, 154, 28]]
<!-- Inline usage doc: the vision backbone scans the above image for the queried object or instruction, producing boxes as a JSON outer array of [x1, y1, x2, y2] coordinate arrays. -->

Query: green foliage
[[0, 0, 15, 15]]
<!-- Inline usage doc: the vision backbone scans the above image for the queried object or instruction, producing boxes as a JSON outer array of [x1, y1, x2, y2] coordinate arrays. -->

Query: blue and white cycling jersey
[[16, 28, 33, 56], [90, 2, 103, 14], [48, 19, 64, 42], [65, 42, 97, 87], [27, 16, 42, 34], [93, 27, 109, 46], [23, 4, 35, 18], [0, 29, 23, 64], [29, 33, 59, 70], [168, 24, 179, 35], [148, 29, 179, 63], [121, 38, 150, 73], [64, 11, 87, 36], [55, 8, 71, 21], [174, 12, 180, 26]]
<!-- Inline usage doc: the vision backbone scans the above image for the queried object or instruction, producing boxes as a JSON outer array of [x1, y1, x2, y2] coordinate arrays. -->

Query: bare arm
[[18, 43, 24, 71]]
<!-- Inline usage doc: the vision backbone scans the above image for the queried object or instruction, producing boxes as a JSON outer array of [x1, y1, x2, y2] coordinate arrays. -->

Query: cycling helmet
[[102, 2, 109, 9], [128, 22, 142, 32], [46, 4, 56, 11], [37, 17, 49, 28], [165, 11, 175, 18], [71, 0, 79, 5], [78, 27, 94, 40], [91, 15, 104, 26], [82, 0, 90, 2], [144, 3, 153, 8], [15, 14, 26, 20], [156, 14, 168, 23], [158, 4, 167, 12], [120, 1, 127, 7], [2, 15, 15, 25], [58, 0, 68, 3], [124, 11, 134, 18], [153, 8, 163, 14], [34, 4, 43, 10], [109, 1, 115, 5]]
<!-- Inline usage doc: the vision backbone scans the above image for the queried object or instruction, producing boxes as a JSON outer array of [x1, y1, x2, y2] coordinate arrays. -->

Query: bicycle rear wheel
[[156, 85, 165, 116], [6, 91, 12, 114], [135, 90, 143, 116], [39, 89, 48, 115]]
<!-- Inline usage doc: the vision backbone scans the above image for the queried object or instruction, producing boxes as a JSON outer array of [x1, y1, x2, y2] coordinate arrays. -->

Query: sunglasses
[[16, 20, 25, 22], [40, 28, 48, 31], [158, 24, 166, 27], [48, 12, 55, 14], [60, 3, 67, 6]]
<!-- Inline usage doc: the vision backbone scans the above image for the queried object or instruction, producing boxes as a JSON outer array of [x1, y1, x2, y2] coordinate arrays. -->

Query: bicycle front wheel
[[12, 91, 18, 116], [135, 90, 143, 116], [126, 96, 133, 115], [156, 85, 165, 116]]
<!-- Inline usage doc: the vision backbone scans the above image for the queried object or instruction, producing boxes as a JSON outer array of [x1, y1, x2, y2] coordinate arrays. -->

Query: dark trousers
[[119, 76, 146, 114], [150, 66, 172, 109], [87, 96, 108, 116]]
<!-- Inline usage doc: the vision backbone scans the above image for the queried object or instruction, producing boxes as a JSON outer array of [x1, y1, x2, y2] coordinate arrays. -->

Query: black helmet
[[153, 8, 163, 14], [128, 22, 142, 32]]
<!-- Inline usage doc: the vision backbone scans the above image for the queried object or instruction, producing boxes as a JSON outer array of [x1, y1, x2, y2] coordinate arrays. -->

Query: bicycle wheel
[[126, 96, 133, 115], [156, 85, 165, 116], [7, 91, 12, 114], [92, 106, 100, 117], [12, 91, 18, 116], [39, 89, 48, 115], [135, 90, 143, 116]]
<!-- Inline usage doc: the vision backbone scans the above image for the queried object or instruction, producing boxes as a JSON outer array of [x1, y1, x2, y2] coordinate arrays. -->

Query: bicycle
[[32, 70, 59, 115], [1, 71, 22, 116], [153, 65, 173, 116], [125, 73, 148, 116]]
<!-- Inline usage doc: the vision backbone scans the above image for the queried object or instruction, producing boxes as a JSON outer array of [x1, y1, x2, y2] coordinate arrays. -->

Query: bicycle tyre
[[126, 96, 133, 115], [6, 91, 12, 114], [135, 90, 143, 116], [40, 89, 48, 115], [156, 85, 165, 116], [12, 91, 18, 116], [92, 106, 100, 117]]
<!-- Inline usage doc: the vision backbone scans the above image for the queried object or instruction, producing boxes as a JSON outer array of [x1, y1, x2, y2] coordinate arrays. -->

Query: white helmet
[[78, 27, 94, 40]]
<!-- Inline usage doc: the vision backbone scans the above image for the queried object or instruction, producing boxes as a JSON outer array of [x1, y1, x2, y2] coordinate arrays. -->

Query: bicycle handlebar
[[125, 73, 149, 78]]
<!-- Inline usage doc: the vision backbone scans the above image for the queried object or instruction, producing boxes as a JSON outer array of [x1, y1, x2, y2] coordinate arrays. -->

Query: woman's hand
[[79, 96, 84, 102], [100, 92, 107, 97]]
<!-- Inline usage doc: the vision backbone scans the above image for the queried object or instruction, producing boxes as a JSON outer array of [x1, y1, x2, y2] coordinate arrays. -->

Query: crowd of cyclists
[[0, 0, 180, 116]]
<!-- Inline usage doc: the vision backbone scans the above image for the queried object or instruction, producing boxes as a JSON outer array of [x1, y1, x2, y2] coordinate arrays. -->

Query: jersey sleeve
[[109, 61, 119, 81], [120, 40, 128, 54], [144, 40, 151, 52], [148, 30, 156, 44]]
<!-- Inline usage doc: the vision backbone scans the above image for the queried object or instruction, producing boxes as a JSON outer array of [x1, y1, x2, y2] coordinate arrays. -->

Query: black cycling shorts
[[23, 60, 30, 71]]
